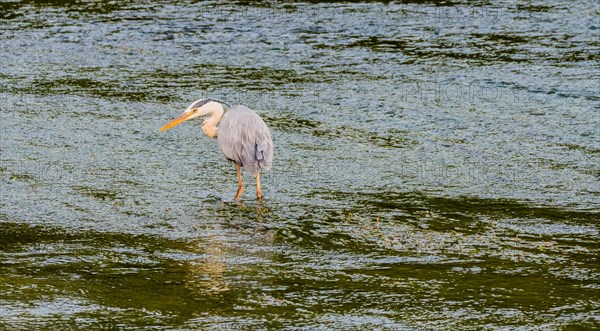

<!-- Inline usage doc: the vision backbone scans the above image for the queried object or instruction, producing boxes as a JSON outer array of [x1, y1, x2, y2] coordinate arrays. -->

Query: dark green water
[[1, 1, 599, 329]]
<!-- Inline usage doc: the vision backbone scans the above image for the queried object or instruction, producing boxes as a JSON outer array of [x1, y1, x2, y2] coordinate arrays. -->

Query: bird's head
[[160, 99, 225, 132]]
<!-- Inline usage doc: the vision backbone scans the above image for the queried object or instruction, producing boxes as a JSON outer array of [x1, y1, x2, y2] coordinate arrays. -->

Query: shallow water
[[1, 0, 599, 329]]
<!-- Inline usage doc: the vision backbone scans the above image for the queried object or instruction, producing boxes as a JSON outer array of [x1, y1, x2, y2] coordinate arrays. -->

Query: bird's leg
[[234, 163, 244, 201], [256, 171, 263, 203]]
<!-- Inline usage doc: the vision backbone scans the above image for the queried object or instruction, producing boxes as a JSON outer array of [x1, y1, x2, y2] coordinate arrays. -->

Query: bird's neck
[[201, 105, 224, 138]]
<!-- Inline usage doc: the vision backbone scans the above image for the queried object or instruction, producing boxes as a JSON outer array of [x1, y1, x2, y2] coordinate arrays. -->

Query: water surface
[[1, 1, 599, 329]]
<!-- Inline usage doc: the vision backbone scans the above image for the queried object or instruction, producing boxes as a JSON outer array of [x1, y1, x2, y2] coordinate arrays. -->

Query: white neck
[[200, 102, 224, 138]]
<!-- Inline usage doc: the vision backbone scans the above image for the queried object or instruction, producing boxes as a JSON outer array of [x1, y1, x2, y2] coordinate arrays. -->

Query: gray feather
[[217, 105, 273, 177]]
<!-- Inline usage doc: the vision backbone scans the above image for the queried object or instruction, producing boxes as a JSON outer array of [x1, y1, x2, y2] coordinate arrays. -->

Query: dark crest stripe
[[208, 98, 231, 107], [190, 98, 231, 109], [190, 99, 212, 109]]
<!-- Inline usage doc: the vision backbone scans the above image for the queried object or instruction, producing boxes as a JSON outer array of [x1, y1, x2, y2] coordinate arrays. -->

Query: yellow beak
[[160, 112, 193, 132]]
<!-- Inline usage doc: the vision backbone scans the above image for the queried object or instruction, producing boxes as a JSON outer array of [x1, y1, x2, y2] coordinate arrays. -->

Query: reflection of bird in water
[[183, 216, 278, 297], [161, 99, 274, 202], [185, 231, 230, 296]]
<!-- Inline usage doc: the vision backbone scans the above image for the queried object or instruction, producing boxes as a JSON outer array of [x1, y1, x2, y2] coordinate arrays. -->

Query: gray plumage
[[217, 105, 273, 176]]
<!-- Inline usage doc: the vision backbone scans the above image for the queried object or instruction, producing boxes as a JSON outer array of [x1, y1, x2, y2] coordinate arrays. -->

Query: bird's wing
[[217, 105, 273, 176]]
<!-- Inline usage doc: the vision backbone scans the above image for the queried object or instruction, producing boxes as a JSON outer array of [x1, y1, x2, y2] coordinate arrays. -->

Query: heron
[[160, 99, 273, 202]]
